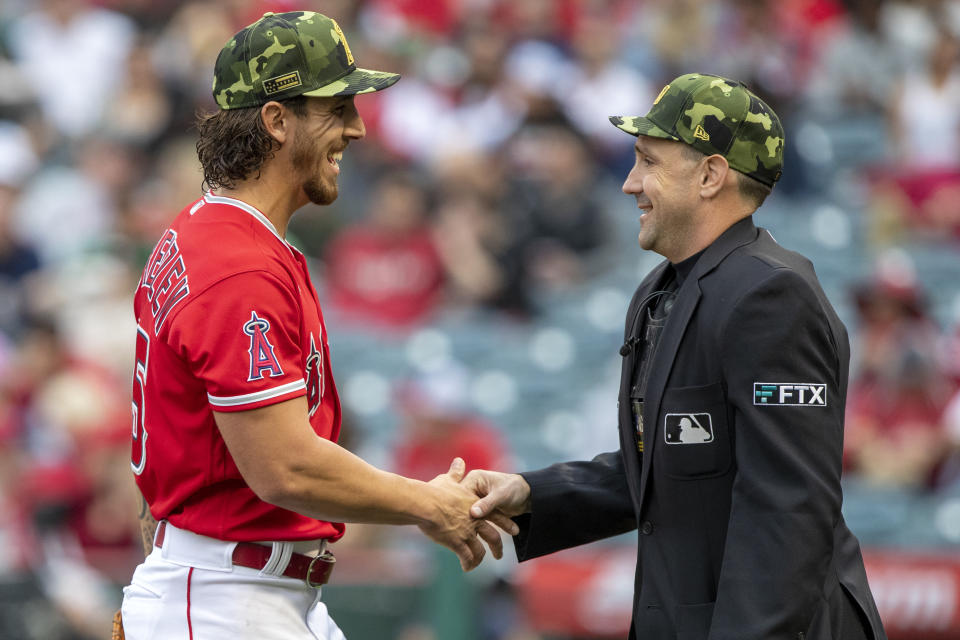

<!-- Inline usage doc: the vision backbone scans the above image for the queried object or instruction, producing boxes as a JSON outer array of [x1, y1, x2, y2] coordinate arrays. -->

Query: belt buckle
[[305, 550, 335, 588]]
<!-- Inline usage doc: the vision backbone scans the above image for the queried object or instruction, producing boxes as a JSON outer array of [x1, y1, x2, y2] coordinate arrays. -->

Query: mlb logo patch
[[754, 382, 826, 406], [664, 413, 714, 445]]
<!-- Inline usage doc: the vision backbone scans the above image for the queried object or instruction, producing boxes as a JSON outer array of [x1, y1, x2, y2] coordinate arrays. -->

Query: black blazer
[[514, 217, 886, 640]]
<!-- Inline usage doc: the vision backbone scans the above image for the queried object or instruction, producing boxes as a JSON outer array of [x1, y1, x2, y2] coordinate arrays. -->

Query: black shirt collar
[[671, 248, 706, 285]]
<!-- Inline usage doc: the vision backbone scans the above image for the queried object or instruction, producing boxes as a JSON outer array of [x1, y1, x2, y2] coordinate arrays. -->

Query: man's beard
[[292, 135, 338, 205]]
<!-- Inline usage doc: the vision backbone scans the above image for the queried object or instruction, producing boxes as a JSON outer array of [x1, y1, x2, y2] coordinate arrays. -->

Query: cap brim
[[609, 115, 679, 140], [303, 68, 401, 98]]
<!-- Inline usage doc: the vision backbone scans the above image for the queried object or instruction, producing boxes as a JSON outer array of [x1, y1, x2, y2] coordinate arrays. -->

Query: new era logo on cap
[[754, 383, 826, 406]]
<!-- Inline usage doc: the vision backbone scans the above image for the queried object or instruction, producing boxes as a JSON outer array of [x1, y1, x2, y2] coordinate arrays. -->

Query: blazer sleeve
[[709, 268, 844, 639], [512, 450, 637, 561]]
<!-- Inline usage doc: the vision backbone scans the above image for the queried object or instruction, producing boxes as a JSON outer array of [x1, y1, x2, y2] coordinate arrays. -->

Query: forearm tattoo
[[137, 490, 158, 556]]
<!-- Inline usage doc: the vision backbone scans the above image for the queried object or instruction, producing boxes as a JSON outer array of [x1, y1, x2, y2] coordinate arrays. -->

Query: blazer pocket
[[676, 601, 715, 640], [660, 382, 731, 479]]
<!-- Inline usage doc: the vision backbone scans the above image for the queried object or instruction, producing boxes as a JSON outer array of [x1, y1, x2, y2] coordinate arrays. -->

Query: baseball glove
[[111, 609, 125, 640]]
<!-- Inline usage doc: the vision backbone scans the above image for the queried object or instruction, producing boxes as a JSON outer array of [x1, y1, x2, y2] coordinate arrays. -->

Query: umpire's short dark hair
[[679, 144, 772, 210]]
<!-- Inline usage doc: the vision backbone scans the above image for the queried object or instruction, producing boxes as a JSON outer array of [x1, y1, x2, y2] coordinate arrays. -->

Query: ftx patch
[[754, 382, 826, 406]]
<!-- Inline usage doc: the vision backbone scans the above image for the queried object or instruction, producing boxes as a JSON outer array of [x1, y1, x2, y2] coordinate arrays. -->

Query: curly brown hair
[[195, 96, 307, 191]]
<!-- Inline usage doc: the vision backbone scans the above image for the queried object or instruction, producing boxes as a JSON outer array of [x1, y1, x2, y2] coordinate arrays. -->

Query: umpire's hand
[[417, 458, 519, 571], [463, 468, 532, 519]]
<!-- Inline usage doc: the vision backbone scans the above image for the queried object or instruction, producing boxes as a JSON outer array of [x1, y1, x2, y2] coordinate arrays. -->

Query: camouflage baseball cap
[[610, 73, 784, 186], [212, 11, 400, 110]]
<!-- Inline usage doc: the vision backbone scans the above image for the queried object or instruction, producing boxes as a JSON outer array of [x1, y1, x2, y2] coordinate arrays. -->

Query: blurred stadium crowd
[[0, 0, 960, 638]]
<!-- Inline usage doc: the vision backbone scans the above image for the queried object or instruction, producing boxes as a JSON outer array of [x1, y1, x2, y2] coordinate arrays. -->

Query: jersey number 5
[[131, 325, 150, 475]]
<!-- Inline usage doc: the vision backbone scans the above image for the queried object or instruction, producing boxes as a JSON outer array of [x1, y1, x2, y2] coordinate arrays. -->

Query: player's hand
[[417, 458, 517, 571], [463, 468, 532, 520]]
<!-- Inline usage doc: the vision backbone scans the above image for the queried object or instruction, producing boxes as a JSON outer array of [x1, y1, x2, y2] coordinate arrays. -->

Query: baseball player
[[118, 11, 515, 640]]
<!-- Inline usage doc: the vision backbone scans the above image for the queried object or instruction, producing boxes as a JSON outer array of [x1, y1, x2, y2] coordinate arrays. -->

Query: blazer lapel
[[618, 262, 670, 402], [636, 275, 701, 505], [636, 217, 760, 508], [618, 261, 670, 509]]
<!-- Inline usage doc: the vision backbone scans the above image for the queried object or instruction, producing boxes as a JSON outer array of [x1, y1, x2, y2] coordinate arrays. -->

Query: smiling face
[[290, 95, 365, 205], [621, 135, 703, 261]]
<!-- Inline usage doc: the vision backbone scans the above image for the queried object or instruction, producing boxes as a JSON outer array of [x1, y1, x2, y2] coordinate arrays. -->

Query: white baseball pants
[[121, 523, 345, 640]]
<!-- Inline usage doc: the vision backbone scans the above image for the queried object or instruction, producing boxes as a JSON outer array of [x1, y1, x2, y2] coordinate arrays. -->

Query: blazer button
[[640, 521, 653, 535]]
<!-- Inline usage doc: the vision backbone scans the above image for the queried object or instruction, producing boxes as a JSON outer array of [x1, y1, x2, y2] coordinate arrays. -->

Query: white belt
[[155, 521, 329, 580]]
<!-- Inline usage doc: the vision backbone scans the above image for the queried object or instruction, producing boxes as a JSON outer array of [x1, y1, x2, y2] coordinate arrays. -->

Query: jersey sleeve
[[167, 271, 307, 412]]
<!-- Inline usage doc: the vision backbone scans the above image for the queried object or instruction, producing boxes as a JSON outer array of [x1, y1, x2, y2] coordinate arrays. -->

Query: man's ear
[[699, 154, 730, 199], [260, 101, 289, 145]]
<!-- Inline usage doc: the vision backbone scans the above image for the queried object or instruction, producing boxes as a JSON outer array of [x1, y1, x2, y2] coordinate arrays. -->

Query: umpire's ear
[[698, 154, 730, 200]]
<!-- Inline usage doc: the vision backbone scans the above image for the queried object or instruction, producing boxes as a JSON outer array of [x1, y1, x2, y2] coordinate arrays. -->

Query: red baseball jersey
[[131, 192, 344, 542]]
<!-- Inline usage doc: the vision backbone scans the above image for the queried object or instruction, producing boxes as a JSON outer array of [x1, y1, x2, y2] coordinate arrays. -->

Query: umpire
[[466, 73, 887, 639]]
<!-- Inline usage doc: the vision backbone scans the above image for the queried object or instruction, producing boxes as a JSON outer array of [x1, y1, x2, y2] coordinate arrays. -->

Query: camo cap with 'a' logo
[[212, 11, 400, 110], [610, 73, 784, 186]]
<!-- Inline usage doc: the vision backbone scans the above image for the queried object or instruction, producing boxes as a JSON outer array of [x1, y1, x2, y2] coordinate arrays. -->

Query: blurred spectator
[[439, 21, 526, 157], [805, 0, 902, 117], [0, 183, 42, 338], [392, 363, 511, 482], [940, 385, 960, 488], [324, 172, 445, 330], [0, 314, 134, 638], [0, 120, 39, 187], [119, 136, 204, 267], [101, 38, 174, 150], [150, 1, 237, 110], [13, 137, 137, 266], [845, 340, 952, 488], [863, 166, 960, 245], [504, 122, 611, 289], [503, 41, 570, 126], [2, 318, 67, 456], [627, 0, 721, 78], [710, 0, 813, 116], [844, 258, 952, 488], [499, 0, 576, 45], [881, 0, 945, 70], [556, 12, 654, 161], [862, 26, 960, 244], [848, 252, 938, 381], [888, 27, 960, 170], [433, 189, 533, 317], [379, 20, 525, 163], [6, 0, 136, 140], [375, 60, 456, 163], [0, 407, 31, 574], [362, 0, 459, 37]]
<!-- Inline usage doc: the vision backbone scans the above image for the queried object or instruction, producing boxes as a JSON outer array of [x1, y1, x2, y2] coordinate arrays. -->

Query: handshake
[[417, 458, 532, 571]]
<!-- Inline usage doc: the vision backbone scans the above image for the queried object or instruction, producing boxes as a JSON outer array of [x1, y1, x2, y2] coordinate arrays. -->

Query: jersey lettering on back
[[131, 325, 150, 475], [243, 311, 284, 381], [142, 229, 190, 331]]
